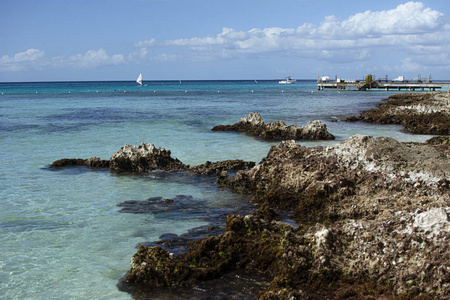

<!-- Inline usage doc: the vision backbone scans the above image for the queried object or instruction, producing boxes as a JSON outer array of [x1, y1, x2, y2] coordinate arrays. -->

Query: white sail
[[136, 73, 143, 85]]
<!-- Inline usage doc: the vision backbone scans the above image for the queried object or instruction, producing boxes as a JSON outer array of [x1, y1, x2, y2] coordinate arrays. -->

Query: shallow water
[[0, 80, 436, 299]]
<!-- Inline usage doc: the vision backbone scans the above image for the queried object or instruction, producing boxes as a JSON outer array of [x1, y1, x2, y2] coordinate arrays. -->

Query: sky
[[1, 0, 449, 81]]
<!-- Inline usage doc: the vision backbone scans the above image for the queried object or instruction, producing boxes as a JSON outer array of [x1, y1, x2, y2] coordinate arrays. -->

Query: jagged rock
[[239, 111, 264, 126], [109, 142, 189, 173], [346, 92, 450, 135], [300, 120, 335, 140], [218, 135, 450, 297], [123, 135, 450, 298], [212, 112, 335, 140]]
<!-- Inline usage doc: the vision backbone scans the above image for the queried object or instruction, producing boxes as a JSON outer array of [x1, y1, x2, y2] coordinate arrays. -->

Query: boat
[[278, 76, 297, 84], [136, 73, 143, 85], [392, 76, 404, 82]]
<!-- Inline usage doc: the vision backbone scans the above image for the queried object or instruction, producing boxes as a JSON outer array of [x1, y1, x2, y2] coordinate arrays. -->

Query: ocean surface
[[0, 80, 439, 299]]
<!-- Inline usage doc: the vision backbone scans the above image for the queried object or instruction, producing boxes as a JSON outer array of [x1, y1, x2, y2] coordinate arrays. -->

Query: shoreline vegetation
[[51, 91, 450, 299]]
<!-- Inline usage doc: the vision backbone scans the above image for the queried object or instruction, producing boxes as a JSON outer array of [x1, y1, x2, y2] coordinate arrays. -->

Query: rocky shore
[[346, 91, 450, 135], [122, 135, 450, 299], [212, 112, 335, 140], [50, 99, 450, 298]]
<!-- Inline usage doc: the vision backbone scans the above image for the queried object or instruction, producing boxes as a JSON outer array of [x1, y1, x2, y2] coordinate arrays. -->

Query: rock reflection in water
[[118, 270, 270, 300]]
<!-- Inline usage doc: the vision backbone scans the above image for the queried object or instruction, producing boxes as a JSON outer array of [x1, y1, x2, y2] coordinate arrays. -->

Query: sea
[[0, 80, 439, 299]]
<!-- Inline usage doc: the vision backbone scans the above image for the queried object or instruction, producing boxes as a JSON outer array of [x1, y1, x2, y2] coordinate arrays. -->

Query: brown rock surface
[[212, 112, 335, 140], [123, 135, 450, 298], [109, 142, 189, 173], [346, 92, 450, 135], [189, 159, 255, 175], [50, 157, 109, 168]]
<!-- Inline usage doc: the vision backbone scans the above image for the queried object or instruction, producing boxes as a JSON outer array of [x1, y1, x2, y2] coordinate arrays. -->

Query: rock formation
[[212, 112, 335, 140], [47, 96, 450, 297], [50, 157, 109, 168], [51, 144, 256, 175], [123, 135, 450, 298], [109, 142, 189, 173], [189, 160, 255, 175], [346, 92, 450, 135]]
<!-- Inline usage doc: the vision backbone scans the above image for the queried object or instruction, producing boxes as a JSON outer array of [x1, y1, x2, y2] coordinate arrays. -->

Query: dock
[[317, 75, 450, 91]]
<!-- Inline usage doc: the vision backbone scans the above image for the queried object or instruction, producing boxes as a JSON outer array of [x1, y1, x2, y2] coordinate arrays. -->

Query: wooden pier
[[317, 75, 450, 91]]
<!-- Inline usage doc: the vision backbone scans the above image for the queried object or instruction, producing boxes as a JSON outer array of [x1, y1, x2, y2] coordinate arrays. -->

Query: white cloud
[[134, 38, 156, 47], [1, 1, 448, 78], [136, 1, 448, 65], [1, 48, 126, 72], [128, 48, 148, 62], [0, 49, 45, 71], [53, 49, 125, 68], [323, 2, 445, 38]]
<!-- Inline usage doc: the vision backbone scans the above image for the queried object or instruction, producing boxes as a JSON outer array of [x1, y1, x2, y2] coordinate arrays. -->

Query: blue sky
[[1, 0, 449, 81]]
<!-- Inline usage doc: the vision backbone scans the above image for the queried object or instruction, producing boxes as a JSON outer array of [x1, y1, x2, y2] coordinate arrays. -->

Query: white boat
[[136, 73, 143, 85], [392, 76, 404, 82], [278, 76, 297, 84]]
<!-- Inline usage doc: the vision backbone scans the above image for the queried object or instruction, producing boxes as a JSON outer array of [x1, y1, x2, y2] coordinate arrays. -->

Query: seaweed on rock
[[123, 135, 450, 298]]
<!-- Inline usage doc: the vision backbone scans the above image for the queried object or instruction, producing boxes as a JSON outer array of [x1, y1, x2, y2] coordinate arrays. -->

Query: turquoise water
[[0, 80, 434, 299]]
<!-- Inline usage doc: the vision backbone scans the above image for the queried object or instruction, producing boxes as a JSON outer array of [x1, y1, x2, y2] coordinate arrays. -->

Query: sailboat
[[136, 73, 143, 85]]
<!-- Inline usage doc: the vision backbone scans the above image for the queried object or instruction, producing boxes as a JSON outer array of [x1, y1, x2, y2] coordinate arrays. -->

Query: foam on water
[[0, 80, 434, 298]]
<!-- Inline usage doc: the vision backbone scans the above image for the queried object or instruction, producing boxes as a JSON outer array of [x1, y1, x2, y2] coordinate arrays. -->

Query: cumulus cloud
[[315, 1, 444, 37], [128, 48, 148, 61], [136, 1, 448, 64], [0, 49, 45, 71]]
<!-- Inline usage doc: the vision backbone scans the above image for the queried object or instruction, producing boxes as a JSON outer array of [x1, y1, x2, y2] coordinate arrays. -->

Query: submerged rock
[[109, 142, 189, 173], [117, 195, 206, 214], [212, 112, 335, 140]]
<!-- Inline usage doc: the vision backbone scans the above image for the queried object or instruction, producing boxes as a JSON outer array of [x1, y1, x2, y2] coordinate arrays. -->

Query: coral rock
[[212, 112, 335, 141], [109, 142, 189, 172]]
